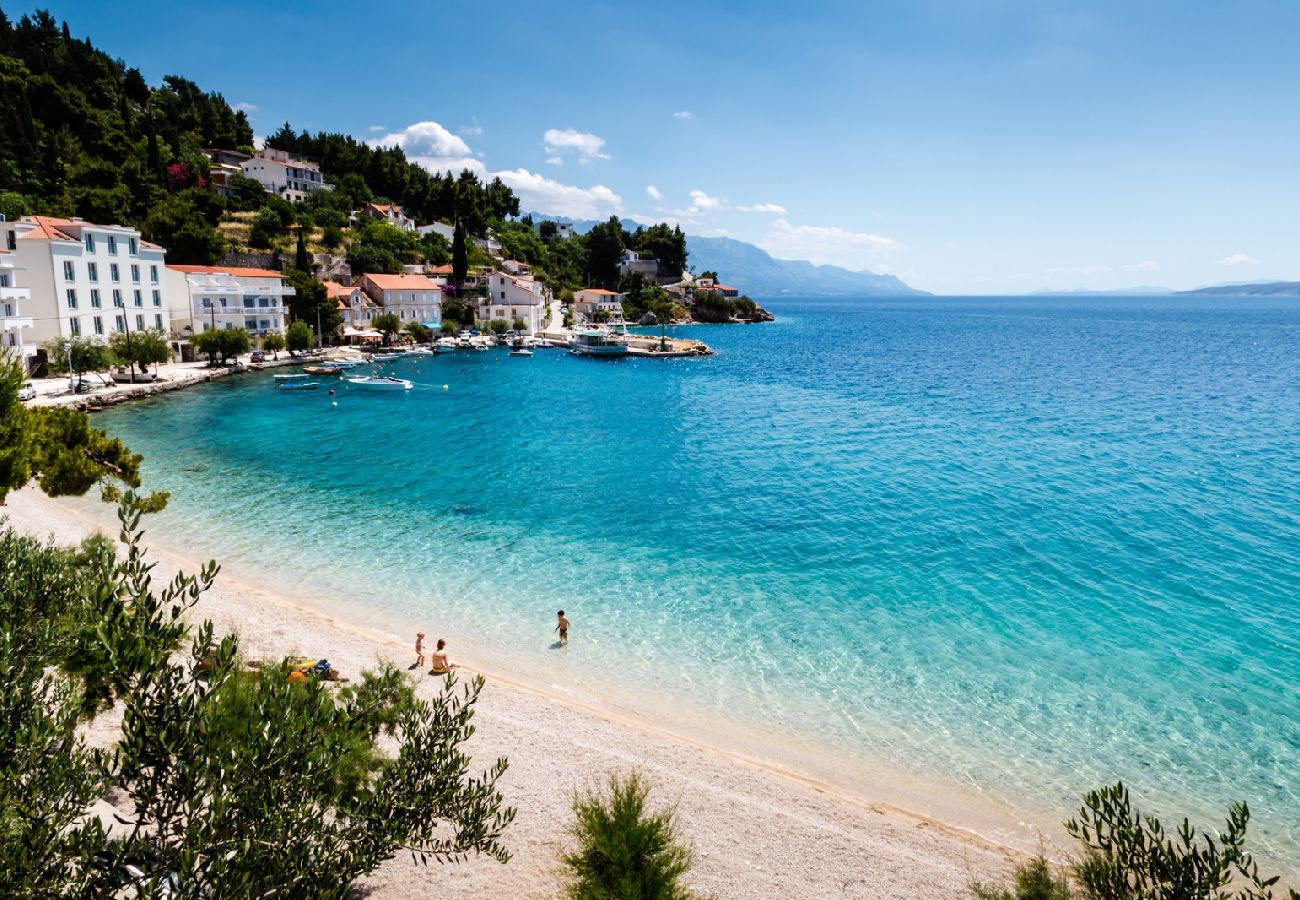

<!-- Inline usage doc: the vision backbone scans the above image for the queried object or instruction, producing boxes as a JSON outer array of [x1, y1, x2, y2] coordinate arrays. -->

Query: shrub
[[562, 771, 694, 900], [971, 857, 1074, 900]]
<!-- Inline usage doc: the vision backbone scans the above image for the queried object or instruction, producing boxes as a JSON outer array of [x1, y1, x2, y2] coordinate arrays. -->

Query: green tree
[[321, 224, 344, 251], [440, 320, 457, 335], [284, 320, 314, 354], [487, 318, 508, 335], [971, 857, 1074, 900], [406, 321, 431, 343], [584, 216, 625, 289], [295, 225, 311, 271], [420, 230, 452, 265], [0, 354, 166, 507], [452, 218, 468, 287], [191, 328, 249, 365], [108, 328, 172, 377], [440, 297, 475, 329], [226, 174, 268, 212], [0, 489, 513, 896], [372, 312, 401, 342], [141, 189, 227, 265], [347, 220, 421, 275], [261, 332, 286, 359], [249, 205, 286, 249], [43, 337, 114, 379], [283, 269, 341, 342], [562, 771, 695, 900]]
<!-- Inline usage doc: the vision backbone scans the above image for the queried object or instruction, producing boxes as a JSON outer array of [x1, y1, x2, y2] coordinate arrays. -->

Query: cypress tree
[[452, 218, 468, 289]]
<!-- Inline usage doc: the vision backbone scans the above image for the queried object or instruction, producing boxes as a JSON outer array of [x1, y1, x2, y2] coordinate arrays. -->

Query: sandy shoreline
[[4, 487, 1022, 898]]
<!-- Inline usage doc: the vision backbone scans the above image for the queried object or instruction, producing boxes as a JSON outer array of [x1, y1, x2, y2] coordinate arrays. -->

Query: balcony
[[246, 285, 295, 297], [3, 315, 33, 331], [0, 285, 30, 301]]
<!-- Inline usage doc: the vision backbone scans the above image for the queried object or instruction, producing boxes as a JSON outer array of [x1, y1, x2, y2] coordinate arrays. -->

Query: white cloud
[[367, 125, 386, 132], [699, 228, 731, 238], [758, 218, 902, 268], [459, 121, 483, 136], [688, 189, 720, 210], [646, 185, 663, 201], [543, 128, 610, 160], [235, 101, 257, 113], [1124, 260, 1158, 272], [673, 110, 694, 120], [1219, 253, 1259, 266], [367, 121, 483, 175], [545, 156, 563, 167], [493, 169, 623, 219], [737, 202, 787, 214]]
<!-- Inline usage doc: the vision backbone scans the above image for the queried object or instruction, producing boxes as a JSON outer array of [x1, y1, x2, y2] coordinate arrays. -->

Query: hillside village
[[3, 143, 770, 375]]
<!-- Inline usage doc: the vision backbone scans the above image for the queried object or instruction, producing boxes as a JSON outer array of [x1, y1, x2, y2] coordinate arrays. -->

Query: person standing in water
[[556, 610, 570, 645], [428, 639, 458, 676]]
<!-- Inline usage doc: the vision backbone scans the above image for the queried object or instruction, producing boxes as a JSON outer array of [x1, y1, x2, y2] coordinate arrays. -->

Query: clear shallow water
[[98, 296, 1300, 863]]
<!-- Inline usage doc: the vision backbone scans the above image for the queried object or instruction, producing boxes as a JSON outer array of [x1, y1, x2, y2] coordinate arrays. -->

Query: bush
[[321, 225, 344, 250], [971, 857, 1074, 900], [562, 771, 694, 900]]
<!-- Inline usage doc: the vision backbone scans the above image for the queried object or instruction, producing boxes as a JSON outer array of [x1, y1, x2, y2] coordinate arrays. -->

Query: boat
[[327, 358, 367, 369], [111, 370, 159, 384], [346, 375, 412, 391], [273, 372, 311, 381], [303, 365, 344, 376], [279, 381, 320, 391], [509, 348, 534, 357], [408, 347, 436, 356], [436, 337, 458, 351], [370, 353, 403, 363], [569, 327, 629, 357]]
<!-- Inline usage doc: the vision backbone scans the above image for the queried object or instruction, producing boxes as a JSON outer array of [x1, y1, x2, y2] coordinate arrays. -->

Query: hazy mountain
[[1177, 281, 1300, 296], [523, 212, 926, 297]]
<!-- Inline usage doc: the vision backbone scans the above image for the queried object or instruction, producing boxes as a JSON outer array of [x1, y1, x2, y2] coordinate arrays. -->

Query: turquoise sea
[[96, 296, 1300, 864]]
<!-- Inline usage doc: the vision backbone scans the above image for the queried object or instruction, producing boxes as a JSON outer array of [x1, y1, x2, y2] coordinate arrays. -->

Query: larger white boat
[[569, 327, 629, 357], [346, 375, 412, 392]]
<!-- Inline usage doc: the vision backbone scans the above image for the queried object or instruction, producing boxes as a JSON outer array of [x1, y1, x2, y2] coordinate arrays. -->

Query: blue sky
[[24, 0, 1300, 293]]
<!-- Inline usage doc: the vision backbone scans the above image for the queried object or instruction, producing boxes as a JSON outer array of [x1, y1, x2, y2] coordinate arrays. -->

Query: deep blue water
[[96, 296, 1300, 862]]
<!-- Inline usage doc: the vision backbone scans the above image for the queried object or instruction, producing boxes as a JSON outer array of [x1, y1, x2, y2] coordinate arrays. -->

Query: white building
[[325, 281, 381, 341], [534, 220, 574, 241], [480, 271, 548, 333], [571, 288, 625, 324], [165, 265, 294, 339], [0, 216, 170, 346], [1, 251, 34, 371], [359, 273, 442, 328], [417, 221, 454, 242], [240, 147, 332, 202], [617, 248, 659, 282], [360, 203, 416, 232]]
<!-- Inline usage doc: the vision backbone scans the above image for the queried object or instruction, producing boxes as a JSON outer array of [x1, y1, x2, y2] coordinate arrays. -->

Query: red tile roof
[[579, 288, 618, 296], [18, 216, 79, 241], [428, 265, 454, 275], [362, 273, 439, 291], [170, 265, 287, 279]]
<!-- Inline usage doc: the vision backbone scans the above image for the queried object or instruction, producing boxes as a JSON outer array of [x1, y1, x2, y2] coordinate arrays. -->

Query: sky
[[20, 0, 1300, 293]]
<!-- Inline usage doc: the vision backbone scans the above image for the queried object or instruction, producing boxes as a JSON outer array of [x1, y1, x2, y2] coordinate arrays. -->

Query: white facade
[[360, 273, 442, 327], [617, 248, 659, 281], [166, 266, 294, 337], [481, 271, 548, 334], [325, 281, 378, 333], [0, 216, 170, 347], [0, 251, 34, 370], [241, 147, 332, 202], [362, 203, 416, 232], [417, 221, 454, 242], [571, 288, 625, 324]]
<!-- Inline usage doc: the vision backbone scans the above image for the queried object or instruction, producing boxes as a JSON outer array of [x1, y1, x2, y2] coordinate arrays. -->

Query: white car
[[17, 382, 36, 401]]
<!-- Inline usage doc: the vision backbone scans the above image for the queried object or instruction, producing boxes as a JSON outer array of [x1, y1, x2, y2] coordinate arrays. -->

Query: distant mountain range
[[1176, 281, 1300, 296], [1028, 286, 1174, 296], [524, 212, 927, 297]]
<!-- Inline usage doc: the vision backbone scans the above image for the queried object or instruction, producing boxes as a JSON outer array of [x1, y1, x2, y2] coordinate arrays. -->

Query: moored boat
[[303, 365, 344, 376], [279, 381, 320, 391], [346, 375, 412, 391], [569, 327, 629, 357]]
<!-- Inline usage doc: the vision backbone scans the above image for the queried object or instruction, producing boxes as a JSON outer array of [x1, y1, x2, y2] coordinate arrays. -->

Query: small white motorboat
[[279, 381, 320, 391], [370, 353, 403, 364], [346, 375, 412, 391], [436, 337, 457, 351], [274, 373, 311, 381], [509, 348, 533, 357], [408, 347, 436, 356]]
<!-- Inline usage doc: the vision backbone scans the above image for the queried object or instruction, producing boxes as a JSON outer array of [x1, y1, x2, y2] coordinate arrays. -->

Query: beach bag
[[313, 659, 332, 676]]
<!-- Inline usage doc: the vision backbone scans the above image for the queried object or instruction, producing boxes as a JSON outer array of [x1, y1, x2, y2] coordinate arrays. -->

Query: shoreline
[[4, 486, 1023, 898]]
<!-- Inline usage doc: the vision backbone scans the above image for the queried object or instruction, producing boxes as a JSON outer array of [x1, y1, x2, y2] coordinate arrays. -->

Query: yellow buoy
[[441, 384, 449, 390]]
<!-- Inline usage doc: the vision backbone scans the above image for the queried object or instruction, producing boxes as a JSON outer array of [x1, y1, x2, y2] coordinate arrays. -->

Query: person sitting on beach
[[556, 610, 570, 645], [428, 639, 458, 676]]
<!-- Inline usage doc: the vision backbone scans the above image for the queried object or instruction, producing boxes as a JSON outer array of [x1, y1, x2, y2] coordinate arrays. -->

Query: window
[[499, 291, 505, 299], [107, 235, 117, 255], [110, 264, 120, 283], [63, 260, 75, 281], [260, 319, 270, 331], [84, 233, 94, 252], [90, 289, 101, 308], [115, 315, 125, 332], [128, 237, 138, 255], [69, 318, 81, 337], [131, 265, 140, 283], [150, 265, 158, 284], [259, 297, 270, 307], [152, 290, 161, 307], [66, 289, 77, 309], [93, 316, 104, 335], [245, 318, 257, 330], [219, 298, 228, 308], [201, 298, 212, 309], [136, 314, 145, 330], [243, 298, 255, 308], [134, 290, 142, 307], [202, 323, 211, 332], [88, 262, 98, 282], [154, 314, 163, 329], [5, 231, 14, 251], [113, 289, 123, 307]]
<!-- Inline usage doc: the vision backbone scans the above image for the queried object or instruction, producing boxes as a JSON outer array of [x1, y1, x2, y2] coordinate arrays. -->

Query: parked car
[[17, 381, 36, 401], [249, 350, 267, 363]]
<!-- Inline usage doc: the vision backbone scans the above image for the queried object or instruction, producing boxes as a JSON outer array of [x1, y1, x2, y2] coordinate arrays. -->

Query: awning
[[342, 326, 382, 337]]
